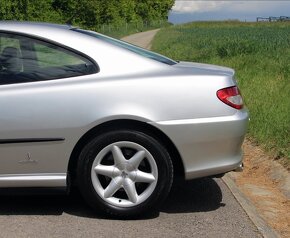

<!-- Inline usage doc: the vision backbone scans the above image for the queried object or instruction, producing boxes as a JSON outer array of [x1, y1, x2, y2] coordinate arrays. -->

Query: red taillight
[[217, 86, 243, 109]]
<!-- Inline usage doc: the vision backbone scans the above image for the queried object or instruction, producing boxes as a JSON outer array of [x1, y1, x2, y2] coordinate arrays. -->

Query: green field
[[151, 21, 290, 160]]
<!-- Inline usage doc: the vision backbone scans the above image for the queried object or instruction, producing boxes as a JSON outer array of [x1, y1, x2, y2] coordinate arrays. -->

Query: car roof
[[0, 21, 79, 45], [0, 21, 73, 32]]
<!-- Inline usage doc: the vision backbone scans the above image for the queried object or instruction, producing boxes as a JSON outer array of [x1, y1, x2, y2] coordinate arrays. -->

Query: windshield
[[72, 29, 177, 66]]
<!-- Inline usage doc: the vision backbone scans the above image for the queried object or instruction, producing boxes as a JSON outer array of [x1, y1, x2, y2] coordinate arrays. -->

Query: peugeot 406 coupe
[[0, 22, 248, 217]]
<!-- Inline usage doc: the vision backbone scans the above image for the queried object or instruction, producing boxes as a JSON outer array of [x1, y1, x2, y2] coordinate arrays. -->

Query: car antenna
[[66, 17, 73, 26], [65, 13, 78, 26]]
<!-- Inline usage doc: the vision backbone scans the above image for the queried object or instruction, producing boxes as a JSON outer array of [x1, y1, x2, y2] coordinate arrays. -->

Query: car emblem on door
[[18, 153, 38, 164]]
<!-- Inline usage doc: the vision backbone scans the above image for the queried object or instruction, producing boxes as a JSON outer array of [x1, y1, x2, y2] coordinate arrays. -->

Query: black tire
[[77, 129, 173, 218]]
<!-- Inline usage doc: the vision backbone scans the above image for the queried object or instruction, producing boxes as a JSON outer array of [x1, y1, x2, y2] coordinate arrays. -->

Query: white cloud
[[172, 1, 226, 13], [169, 1, 290, 23], [172, 1, 288, 14]]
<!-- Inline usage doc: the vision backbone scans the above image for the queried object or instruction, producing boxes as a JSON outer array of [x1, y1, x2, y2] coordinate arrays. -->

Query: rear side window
[[35, 43, 86, 68], [0, 32, 98, 85]]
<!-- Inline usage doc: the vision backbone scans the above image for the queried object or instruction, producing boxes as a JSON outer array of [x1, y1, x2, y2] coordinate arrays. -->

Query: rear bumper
[[149, 109, 249, 180]]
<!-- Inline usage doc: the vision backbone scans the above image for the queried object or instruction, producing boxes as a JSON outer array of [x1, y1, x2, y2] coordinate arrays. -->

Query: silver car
[[0, 22, 248, 217]]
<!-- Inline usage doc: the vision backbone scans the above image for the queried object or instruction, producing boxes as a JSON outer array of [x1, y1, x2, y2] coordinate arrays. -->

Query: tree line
[[0, 0, 174, 28]]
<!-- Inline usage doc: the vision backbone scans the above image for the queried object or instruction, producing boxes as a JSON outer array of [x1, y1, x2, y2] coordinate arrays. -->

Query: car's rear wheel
[[77, 130, 173, 218]]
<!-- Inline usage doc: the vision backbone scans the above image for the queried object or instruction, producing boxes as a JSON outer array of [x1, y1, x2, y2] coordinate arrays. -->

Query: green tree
[[0, 0, 174, 29], [135, 0, 174, 23], [0, 0, 62, 22]]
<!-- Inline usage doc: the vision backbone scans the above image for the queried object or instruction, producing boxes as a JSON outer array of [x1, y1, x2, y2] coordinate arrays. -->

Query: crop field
[[152, 22, 290, 160]]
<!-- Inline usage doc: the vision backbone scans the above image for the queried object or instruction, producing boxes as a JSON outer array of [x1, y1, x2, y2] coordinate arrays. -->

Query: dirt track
[[121, 29, 160, 49], [232, 140, 290, 237]]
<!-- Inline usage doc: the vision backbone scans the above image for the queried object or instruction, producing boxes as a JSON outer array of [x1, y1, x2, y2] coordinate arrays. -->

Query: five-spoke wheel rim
[[91, 141, 158, 207]]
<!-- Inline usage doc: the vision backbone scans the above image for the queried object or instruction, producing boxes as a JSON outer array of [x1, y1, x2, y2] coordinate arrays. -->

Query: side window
[[0, 36, 23, 75], [0, 33, 97, 85]]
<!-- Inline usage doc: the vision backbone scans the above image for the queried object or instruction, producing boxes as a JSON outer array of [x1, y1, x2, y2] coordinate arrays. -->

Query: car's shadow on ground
[[161, 177, 224, 214], [0, 178, 224, 219]]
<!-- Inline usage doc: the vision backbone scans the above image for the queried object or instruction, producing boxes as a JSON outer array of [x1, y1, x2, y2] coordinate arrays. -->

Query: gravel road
[[0, 29, 262, 238], [121, 29, 160, 49]]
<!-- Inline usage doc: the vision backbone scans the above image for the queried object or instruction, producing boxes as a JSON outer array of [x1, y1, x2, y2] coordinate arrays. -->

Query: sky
[[169, 0, 290, 23]]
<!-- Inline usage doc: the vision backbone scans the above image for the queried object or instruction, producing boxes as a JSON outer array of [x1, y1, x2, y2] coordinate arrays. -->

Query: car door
[[0, 32, 97, 179]]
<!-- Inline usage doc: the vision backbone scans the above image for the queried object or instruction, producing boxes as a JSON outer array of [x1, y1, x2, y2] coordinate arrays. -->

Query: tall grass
[[152, 21, 290, 159]]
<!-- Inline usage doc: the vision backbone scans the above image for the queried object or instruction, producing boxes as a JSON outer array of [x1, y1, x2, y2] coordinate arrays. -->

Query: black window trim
[[0, 30, 100, 84]]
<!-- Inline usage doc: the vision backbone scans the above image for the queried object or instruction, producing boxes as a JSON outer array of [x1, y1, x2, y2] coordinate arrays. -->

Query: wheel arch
[[67, 119, 185, 187]]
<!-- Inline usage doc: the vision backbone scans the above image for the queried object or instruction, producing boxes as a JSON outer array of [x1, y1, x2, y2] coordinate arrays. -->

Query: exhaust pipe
[[234, 163, 244, 172]]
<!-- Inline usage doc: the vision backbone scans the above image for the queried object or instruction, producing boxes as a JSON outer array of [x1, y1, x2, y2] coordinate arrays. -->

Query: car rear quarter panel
[[0, 69, 245, 179]]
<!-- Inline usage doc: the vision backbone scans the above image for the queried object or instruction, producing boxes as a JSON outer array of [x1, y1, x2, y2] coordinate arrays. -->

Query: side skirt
[[0, 173, 66, 187]]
